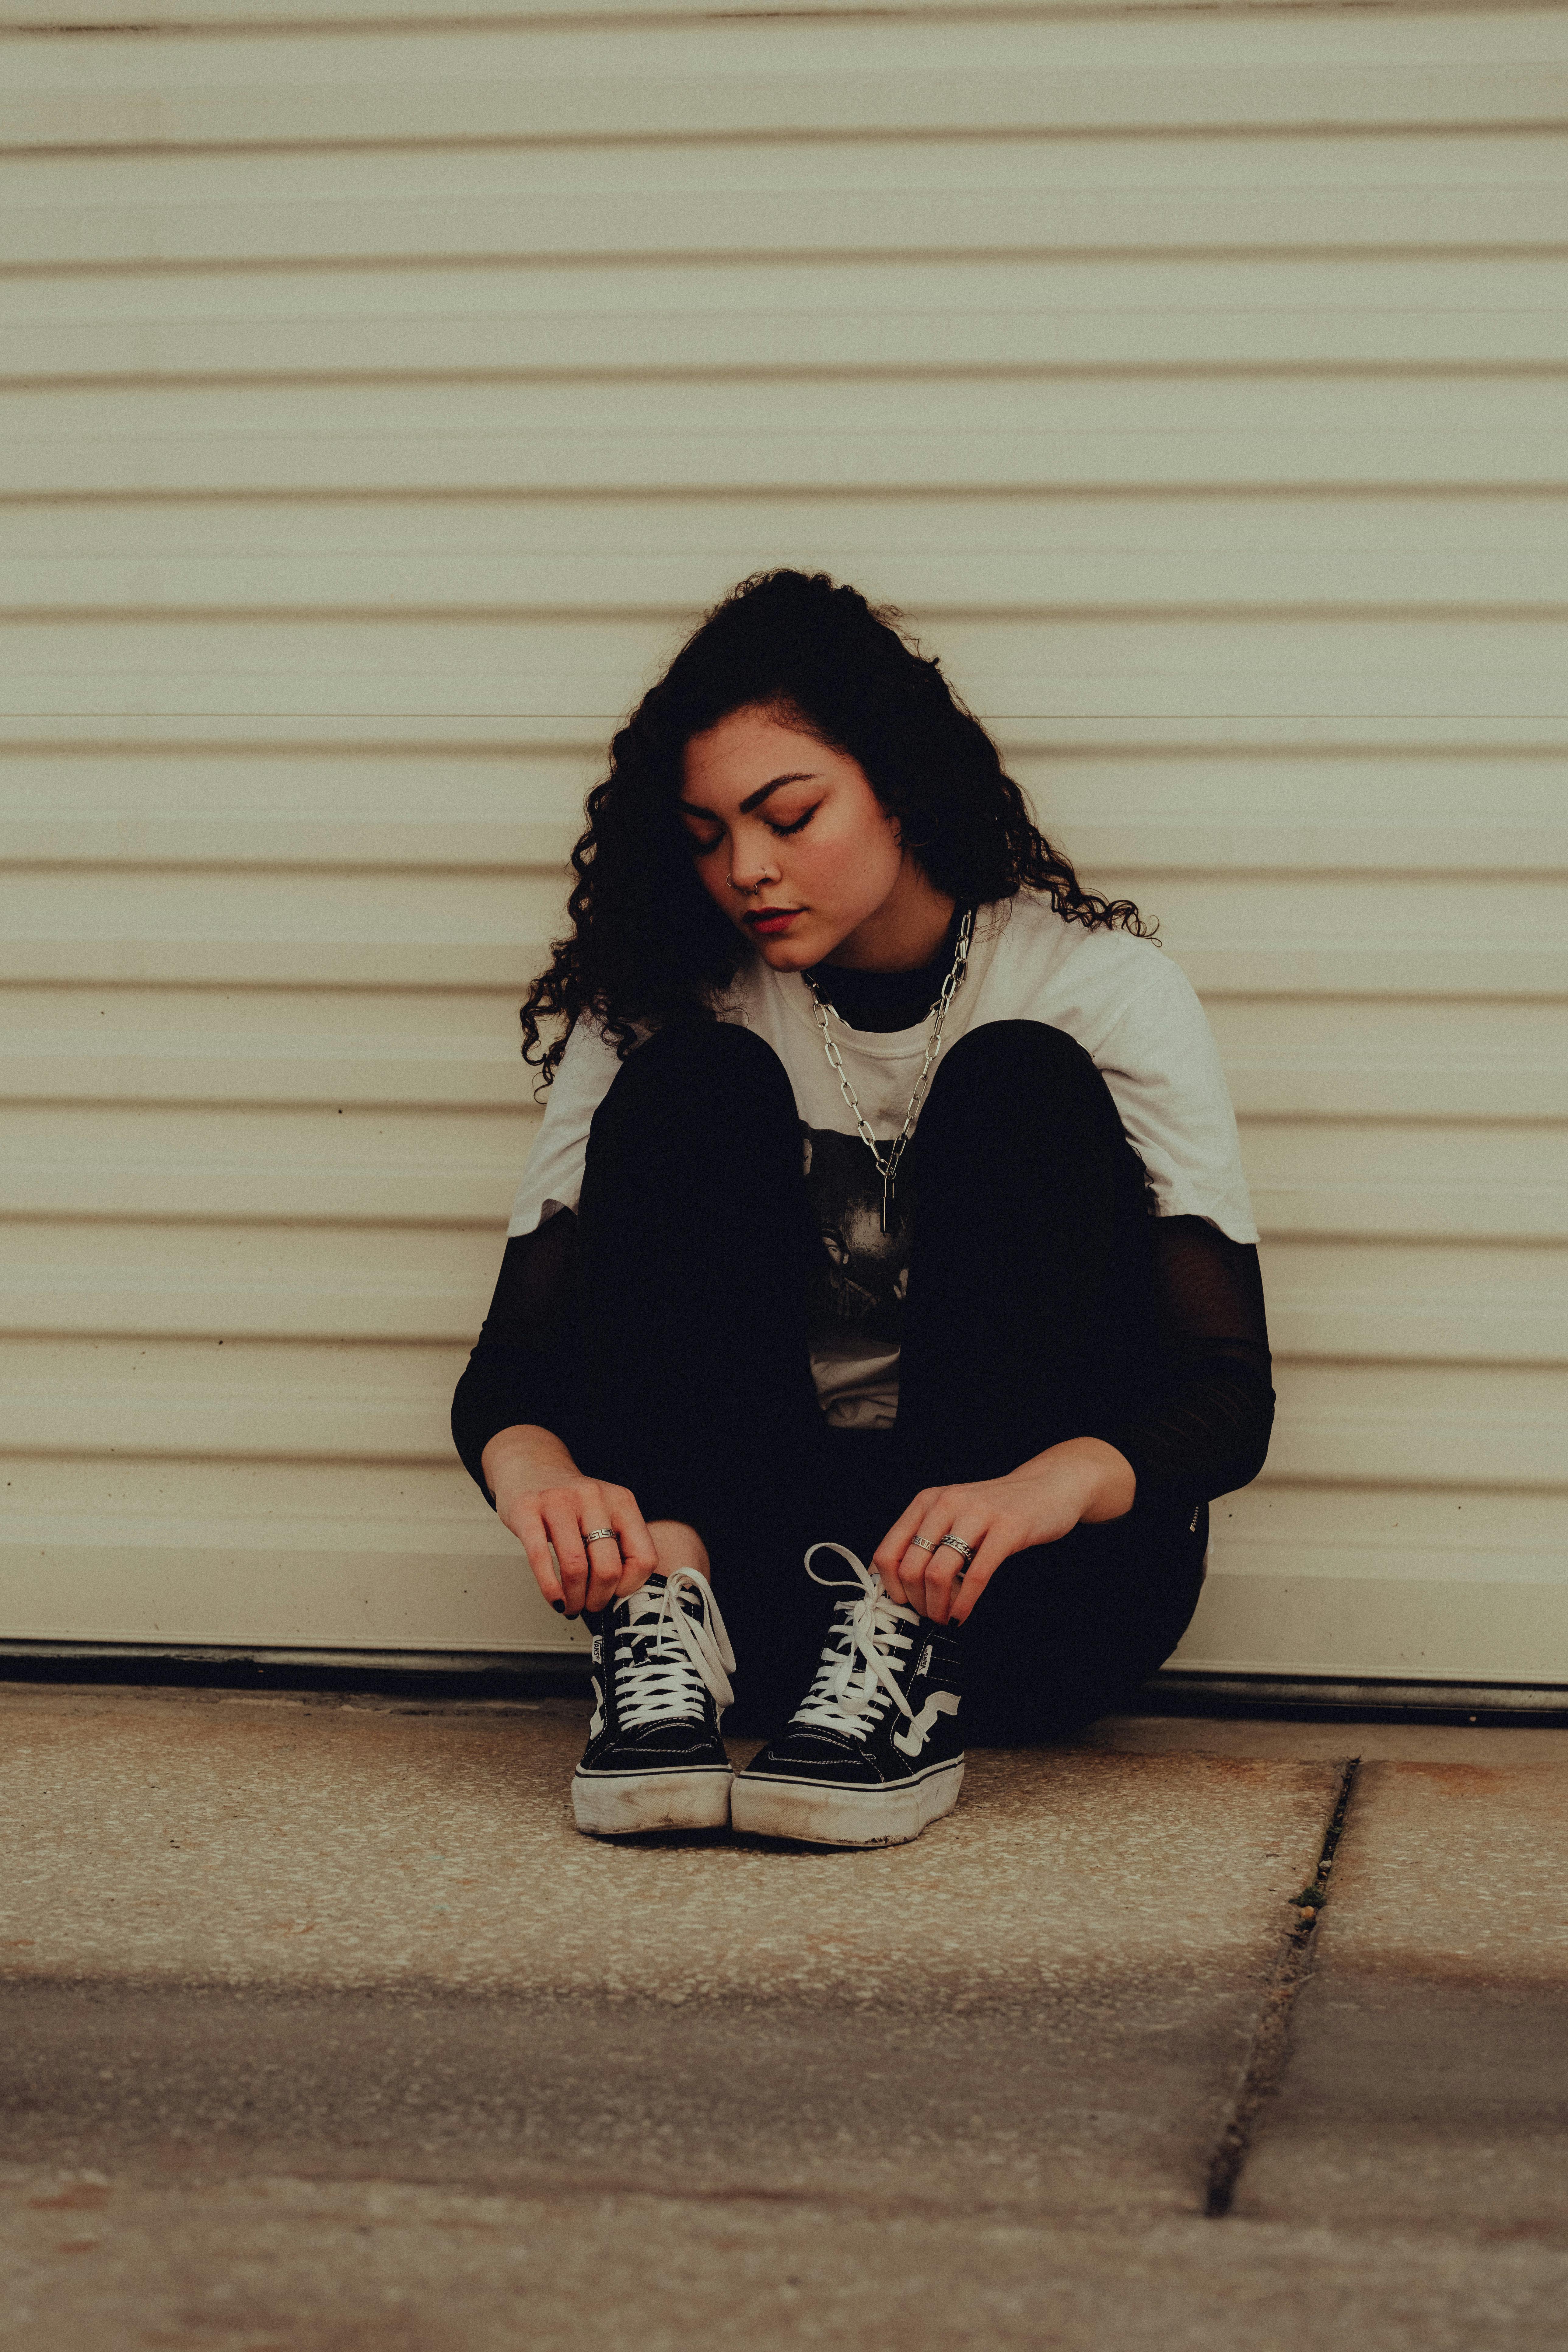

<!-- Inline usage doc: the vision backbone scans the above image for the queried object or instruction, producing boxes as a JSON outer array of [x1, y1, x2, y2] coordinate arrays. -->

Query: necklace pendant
[[881, 1166, 894, 1235]]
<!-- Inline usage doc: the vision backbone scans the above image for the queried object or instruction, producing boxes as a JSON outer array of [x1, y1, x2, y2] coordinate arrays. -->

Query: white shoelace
[[614, 1568, 737, 1730], [789, 1543, 919, 1741]]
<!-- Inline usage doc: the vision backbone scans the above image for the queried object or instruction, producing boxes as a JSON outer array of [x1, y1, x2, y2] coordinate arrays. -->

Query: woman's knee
[[920, 1020, 1132, 1179], [929, 1018, 1110, 1116], [592, 1017, 796, 1149], [621, 1015, 786, 1094]]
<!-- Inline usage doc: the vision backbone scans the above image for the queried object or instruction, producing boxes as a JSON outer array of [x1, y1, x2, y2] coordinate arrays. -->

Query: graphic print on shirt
[[800, 1122, 913, 1349]]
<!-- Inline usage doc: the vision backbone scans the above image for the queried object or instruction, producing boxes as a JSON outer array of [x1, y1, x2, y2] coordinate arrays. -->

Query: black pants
[[564, 1017, 1207, 1743]]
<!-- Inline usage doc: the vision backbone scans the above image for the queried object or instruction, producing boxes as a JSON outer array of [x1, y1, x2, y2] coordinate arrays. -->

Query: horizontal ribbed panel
[[3, 1, 1564, 1679], [8, 16, 1567, 152], [5, 0, 1531, 23], [9, 383, 1568, 496]]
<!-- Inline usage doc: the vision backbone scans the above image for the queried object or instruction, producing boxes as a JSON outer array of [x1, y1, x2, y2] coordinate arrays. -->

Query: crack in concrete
[[1203, 1754, 1360, 2220]]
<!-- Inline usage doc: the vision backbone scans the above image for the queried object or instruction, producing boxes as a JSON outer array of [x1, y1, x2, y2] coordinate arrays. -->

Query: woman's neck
[[823, 870, 956, 972], [818, 905, 959, 978], [810, 906, 966, 1034]]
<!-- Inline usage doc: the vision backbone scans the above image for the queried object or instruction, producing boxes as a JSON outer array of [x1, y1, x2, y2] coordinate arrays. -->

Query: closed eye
[[770, 805, 819, 837]]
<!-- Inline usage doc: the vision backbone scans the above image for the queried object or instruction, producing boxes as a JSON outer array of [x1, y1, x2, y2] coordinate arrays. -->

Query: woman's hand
[[872, 1437, 1136, 1626], [481, 1424, 660, 1616]]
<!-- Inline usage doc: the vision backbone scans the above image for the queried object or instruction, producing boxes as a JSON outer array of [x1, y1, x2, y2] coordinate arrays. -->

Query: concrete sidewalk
[[1, 1684, 1564, 2349]]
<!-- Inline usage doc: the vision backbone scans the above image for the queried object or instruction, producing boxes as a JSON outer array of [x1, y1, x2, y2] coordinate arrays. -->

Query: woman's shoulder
[[984, 891, 1186, 1041], [989, 896, 1256, 1240], [534, 1013, 626, 1108], [505, 1017, 626, 1238], [523, 1013, 634, 1146]]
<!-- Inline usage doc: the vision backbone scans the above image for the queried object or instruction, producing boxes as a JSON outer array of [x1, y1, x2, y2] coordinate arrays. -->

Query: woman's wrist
[[1016, 1436, 1136, 1525], [480, 1423, 579, 1507]]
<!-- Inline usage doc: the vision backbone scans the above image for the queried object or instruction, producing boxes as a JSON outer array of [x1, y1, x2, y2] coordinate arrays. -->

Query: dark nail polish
[[551, 1599, 565, 1615]]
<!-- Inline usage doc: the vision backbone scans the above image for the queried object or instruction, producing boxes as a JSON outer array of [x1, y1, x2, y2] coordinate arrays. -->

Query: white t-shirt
[[508, 893, 1257, 1430]]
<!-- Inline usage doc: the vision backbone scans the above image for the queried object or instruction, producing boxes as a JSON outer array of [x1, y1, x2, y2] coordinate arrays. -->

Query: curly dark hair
[[520, 570, 1153, 1083]]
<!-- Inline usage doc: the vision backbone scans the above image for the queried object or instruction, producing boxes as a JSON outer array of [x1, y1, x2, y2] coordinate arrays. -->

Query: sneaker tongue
[[627, 1574, 705, 1616], [621, 1579, 702, 1663], [624, 1578, 672, 1623]]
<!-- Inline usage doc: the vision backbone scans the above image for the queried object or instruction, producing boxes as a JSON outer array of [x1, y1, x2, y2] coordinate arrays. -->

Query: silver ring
[[583, 1527, 616, 1544], [909, 1536, 939, 1555], [938, 1535, 977, 1564]]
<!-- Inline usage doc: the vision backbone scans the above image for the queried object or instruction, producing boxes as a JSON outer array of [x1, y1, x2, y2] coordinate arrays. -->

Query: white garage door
[[3, 0, 1565, 1688]]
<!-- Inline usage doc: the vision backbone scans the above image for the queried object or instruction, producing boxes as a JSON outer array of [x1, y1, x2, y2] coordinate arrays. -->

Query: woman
[[453, 571, 1273, 1849]]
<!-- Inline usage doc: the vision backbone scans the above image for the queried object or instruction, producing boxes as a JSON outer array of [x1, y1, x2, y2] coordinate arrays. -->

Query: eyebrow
[[677, 771, 820, 821]]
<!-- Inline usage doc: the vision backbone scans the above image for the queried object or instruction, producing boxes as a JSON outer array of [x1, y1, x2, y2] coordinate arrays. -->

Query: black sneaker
[[730, 1543, 964, 1848], [572, 1568, 737, 1837]]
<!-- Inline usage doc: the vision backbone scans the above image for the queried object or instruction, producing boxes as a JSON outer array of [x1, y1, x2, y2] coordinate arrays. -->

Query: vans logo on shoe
[[892, 1689, 960, 1758]]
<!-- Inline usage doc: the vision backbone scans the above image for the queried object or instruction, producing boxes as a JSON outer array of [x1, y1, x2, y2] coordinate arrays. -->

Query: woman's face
[[679, 705, 952, 972]]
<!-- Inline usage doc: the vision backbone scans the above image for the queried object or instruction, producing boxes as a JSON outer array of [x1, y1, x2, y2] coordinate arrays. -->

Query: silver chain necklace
[[804, 906, 975, 1234]]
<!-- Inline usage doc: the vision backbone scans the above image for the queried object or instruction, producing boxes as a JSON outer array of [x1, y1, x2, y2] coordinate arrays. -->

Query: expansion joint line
[[1203, 1754, 1361, 2220]]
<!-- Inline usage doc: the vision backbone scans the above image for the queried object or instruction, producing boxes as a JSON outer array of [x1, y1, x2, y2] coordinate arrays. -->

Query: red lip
[[744, 908, 803, 934]]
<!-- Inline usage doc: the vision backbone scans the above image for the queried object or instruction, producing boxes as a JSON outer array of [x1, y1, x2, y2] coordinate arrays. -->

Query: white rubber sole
[[729, 1757, 964, 1849], [571, 1765, 733, 1837]]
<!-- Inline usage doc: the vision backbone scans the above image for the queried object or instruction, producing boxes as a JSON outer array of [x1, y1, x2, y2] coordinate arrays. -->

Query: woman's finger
[[897, 1491, 961, 1596], [948, 1560, 1001, 1626], [873, 1490, 937, 1575], [572, 1484, 626, 1612], [947, 1532, 1011, 1626], [510, 1508, 563, 1608], [917, 1543, 970, 1625], [542, 1496, 593, 1615], [582, 1535, 623, 1613], [886, 1533, 935, 1614], [880, 1556, 915, 1609], [608, 1489, 660, 1598], [872, 1490, 940, 1603], [897, 1509, 965, 1616], [883, 1559, 919, 1612], [912, 1515, 990, 1625], [896, 1535, 950, 1619]]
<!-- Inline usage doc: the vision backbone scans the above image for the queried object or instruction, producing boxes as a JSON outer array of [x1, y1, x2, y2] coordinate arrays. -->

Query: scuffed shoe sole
[[572, 1764, 733, 1837], [730, 1757, 964, 1848]]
